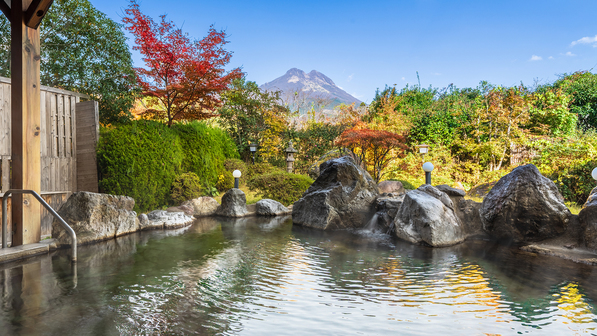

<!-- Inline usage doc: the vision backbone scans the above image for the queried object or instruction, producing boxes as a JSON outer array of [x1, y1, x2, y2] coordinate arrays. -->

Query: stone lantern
[[285, 141, 298, 173]]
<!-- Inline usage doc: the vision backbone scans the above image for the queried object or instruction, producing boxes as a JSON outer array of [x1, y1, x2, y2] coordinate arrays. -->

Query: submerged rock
[[393, 185, 465, 247], [255, 199, 290, 216], [216, 188, 248, 217], [292, 156, 379, 230], [52, 191, 138, 246], [182, 197, 220, 217], [581, 187, 597, 251], [480, 164, 570, 243]]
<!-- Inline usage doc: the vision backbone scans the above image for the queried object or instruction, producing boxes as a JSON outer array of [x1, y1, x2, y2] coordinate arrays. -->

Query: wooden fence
[[0, 77, 99, 243]]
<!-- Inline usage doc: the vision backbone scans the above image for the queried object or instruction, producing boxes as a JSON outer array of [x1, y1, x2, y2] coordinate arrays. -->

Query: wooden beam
[[11, 0, 42, 246], [24, 0, 53, 29], [0, 1, 10, 19]]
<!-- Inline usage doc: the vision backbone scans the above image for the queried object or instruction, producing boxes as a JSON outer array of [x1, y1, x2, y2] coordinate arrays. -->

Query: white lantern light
[[422, 162, 434, 173], [419, 144, 429, 155], [592, 167, 597, 181], [232, 170, 242, 178]]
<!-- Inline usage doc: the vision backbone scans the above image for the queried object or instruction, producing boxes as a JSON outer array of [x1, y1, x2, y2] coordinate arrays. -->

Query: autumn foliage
[[336, 126, 408, 182], [123, 1, 241, 126]]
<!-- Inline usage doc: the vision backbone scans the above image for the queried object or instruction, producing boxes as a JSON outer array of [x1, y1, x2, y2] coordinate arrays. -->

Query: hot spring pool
[[1, 215, 597, 335]]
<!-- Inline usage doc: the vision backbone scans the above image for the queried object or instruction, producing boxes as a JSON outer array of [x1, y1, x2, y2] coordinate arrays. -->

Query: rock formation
[[292, 156, 379, 230], [393, 185, 465, 247], [52, 191, 138, 246], [256, 199, 291, 216], [182, 196, 220, 217], [216, 189, 248, 217], [480, 164, 570, 243]]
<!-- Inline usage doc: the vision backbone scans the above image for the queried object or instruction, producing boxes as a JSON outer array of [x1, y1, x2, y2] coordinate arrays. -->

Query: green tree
[[218, 77, 290, 161], [0, 0, 137, 124], [553, 71, 597, 131]]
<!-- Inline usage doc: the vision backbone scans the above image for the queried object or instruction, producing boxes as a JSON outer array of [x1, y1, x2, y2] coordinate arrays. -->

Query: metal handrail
[[1, 189, 77, 262]]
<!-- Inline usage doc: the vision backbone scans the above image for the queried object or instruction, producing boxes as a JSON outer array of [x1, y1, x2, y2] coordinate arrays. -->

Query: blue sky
[[92, 0, 597, 103]]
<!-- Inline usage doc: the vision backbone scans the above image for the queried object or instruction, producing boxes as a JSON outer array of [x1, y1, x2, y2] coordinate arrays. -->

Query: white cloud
[[529, 55, 542, 61], [565, 51, 576, 56], [571, 35, 597, 47], [548, 56, 554, 59], [347, 74, 354, 82], [401, 77, 406, 81]]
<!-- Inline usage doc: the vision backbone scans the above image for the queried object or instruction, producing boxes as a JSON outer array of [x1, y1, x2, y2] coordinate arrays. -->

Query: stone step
[[0, 239, 57, 264]]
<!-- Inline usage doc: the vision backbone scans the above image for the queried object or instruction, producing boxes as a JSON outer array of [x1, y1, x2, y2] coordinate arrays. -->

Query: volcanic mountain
[[260, 68, 361, 112]]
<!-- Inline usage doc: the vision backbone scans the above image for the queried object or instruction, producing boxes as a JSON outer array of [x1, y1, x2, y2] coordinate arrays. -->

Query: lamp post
[[285, 141, 297, 173], [249, 143, 258, 164], [233, 170, 241, 189], [418, 143, 429, 160], [422, 162, 434, 185]]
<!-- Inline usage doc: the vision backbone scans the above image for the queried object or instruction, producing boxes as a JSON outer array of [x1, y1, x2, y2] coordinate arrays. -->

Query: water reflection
[[0, 216, 596, 335]]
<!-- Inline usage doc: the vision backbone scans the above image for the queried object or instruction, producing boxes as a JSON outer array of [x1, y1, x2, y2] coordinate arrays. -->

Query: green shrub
[[173, 121, 239, 187], [555, 160, 597, 204], [97, 120, 183, 212], [248, 172, 314, 206], [215, 171, 234, 191], [247, 162, 284, 179], [171, 172, 202, 204]]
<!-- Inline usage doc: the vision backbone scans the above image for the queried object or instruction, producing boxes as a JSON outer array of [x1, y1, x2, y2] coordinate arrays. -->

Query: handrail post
[[1, 189, 76, 262]]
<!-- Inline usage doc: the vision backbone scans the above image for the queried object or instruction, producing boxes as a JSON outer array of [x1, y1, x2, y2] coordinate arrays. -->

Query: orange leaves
[[336, 127, 408, 181]]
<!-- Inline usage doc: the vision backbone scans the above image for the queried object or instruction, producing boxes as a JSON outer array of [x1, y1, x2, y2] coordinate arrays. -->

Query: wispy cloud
[[548, 56, 554, 59], [347, 74, 354, 82], [571, 35, 597, 47], [401, 77, 406, 81], [564, 51, 576, 56], [529, 55, 542, 61]]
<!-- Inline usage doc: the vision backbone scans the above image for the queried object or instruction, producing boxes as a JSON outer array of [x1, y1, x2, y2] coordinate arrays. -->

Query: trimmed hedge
[[171, 172, 202, 205], [98, 120, 239, 212], [248, 172, 313, 206], [97, 120, 183, 212], [173, 122, 239, 188]]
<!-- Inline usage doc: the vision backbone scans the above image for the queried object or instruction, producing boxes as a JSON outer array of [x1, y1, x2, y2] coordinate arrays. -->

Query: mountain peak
[[260, 68, 360, 112]]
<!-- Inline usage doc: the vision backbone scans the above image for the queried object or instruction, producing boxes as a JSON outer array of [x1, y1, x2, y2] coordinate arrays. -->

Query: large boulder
[[182, 197, 220, 217], [393, 185, 465, 247], [52, 192, 138, 246], [307, 148, 353, 179], [581, 187, 597, 251], [378, 180, 405, 195], [480, 164, 571, 243], [216, 188, 248, 217], [292, 156, 379, 230], [255, 199, 290, 216]]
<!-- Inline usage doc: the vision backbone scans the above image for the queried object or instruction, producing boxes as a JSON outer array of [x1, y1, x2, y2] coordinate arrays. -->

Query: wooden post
[[10, 0, 42, 246]]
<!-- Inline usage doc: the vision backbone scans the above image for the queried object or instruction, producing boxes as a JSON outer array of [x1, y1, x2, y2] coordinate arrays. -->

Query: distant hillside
[[260, 68, 361, 113]]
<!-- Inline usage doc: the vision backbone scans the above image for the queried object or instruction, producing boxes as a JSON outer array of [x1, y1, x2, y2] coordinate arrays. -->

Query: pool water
[[1, 215, 597, 335]]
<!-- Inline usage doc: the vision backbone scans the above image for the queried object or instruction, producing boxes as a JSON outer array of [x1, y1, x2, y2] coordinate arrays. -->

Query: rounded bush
[[248, 172, 314, 206], [216, 171, 234, 191], [171, 172, 203, 204]]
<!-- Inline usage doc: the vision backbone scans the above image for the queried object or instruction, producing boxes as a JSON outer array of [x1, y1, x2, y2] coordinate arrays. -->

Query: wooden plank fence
[[0, 76, 99, 244]]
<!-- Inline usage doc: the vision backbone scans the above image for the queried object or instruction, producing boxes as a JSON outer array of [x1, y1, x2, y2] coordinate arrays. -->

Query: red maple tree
[[336, 126, 408, 182], [123, 1, 242, 126]]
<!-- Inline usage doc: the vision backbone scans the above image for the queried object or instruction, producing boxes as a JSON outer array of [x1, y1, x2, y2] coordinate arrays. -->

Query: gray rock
[[256, 199, 290, 216], [378, 181, 405, 195], [292, 156, 379, 230], [182, 197, 220, 217], [374, 194, 405, 233], [435, 184, 466, 197], [141, 210, 195, 230], [480, 164, 571, 243], [393, 185, 465, 247], [307, 148, 353, 179], [216, 188, 248, 217], [581, 187, 597, 251], [51, 191, 139, 246], [165, 204, 194, 216]]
